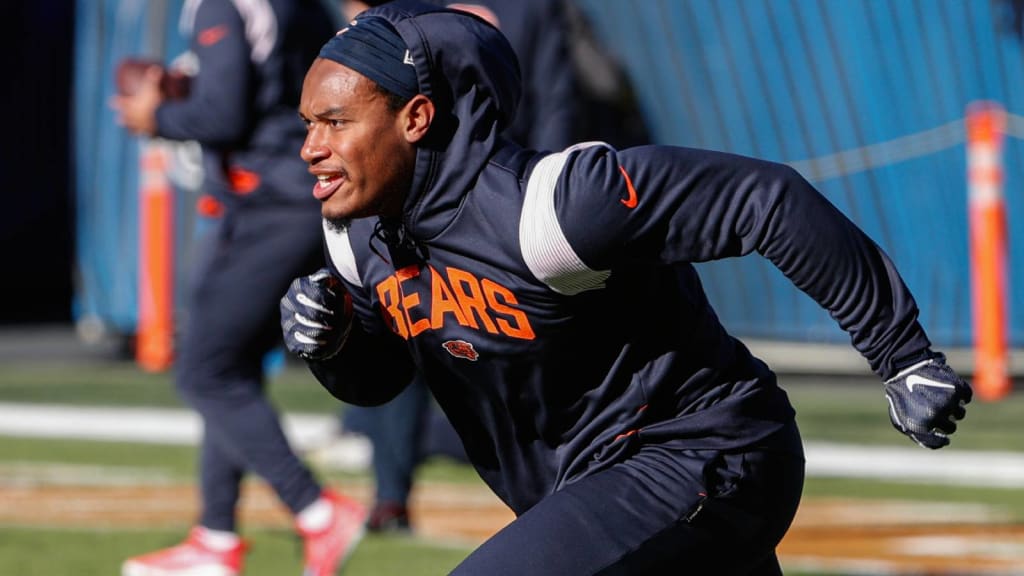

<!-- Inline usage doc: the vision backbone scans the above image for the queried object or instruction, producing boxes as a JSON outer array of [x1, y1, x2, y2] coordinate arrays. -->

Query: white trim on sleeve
[[519, 142, 612, 295]]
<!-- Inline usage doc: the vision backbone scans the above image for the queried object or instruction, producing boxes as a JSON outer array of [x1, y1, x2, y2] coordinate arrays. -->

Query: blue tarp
[[72, 0, 190, 334], [576, 0, 1024, 346], [73, 0, 1023, 347]]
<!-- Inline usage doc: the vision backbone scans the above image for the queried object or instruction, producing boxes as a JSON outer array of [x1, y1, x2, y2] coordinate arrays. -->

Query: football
[[115, 58, 191, 100]]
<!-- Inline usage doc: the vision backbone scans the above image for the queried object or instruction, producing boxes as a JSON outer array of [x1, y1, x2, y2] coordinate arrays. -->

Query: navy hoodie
[[310, 0, 933, 515]]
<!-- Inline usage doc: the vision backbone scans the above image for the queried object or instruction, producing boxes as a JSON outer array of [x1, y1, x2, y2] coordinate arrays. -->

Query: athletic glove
[[280, 268, 352, 361], [883, 353, 972, 449]]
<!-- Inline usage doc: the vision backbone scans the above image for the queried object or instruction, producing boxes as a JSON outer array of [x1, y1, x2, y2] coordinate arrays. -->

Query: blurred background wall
[[5, 0, 1022, 351], [576, 0, 1024, 347]]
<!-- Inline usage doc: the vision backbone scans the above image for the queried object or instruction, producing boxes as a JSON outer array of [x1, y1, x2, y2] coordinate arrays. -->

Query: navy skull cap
[[318, 16, 419, 101]]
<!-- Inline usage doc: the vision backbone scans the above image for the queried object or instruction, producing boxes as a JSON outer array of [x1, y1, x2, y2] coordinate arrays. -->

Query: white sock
[[296, 496, 333, 532], [196, 527, 241, 551]]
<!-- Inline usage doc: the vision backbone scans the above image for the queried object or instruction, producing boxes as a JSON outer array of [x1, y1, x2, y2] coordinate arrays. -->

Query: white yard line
[[0, 402, 1021, 487], [804, 442, 1024, 488], [0, 402, 338, 450]]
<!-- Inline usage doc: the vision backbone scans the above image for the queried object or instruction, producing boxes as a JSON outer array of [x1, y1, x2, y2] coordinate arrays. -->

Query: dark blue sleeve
[[154, 0, 251, 144], [557, 144, 933, 380], [308, 327, 415, 406]]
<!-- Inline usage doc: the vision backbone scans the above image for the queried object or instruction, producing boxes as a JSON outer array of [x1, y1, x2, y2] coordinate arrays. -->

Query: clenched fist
[[280, 268, 352, 361], [883, 353, 972, 449]]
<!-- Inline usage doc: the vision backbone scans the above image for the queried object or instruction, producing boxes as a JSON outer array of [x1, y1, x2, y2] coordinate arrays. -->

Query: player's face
[[299, 58, 416, 222]]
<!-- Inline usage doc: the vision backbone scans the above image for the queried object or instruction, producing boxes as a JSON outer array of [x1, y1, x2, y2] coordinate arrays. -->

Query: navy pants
[[453, 424, 805, 576], [347, 377, 431, 505], [175, 203, 324, 531]]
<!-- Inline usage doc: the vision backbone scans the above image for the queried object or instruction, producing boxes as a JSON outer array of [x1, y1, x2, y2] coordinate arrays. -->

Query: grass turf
[[0, 526, 473, 576], [2, 358, 1024, 575]]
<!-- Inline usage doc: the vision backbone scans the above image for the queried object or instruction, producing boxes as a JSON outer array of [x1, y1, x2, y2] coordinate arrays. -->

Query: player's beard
[[324, 217, 350, 234]]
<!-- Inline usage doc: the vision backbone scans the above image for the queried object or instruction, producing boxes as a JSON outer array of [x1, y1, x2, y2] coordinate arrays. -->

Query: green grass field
[[1, 358, 1022, 575], [0, 526, 473, 576]]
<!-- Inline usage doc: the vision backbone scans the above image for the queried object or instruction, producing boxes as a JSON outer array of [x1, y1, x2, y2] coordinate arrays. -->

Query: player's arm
[[153, 0, 252, 144], [280, 267, 415, 406], [554, 144, 971, 447], [559, 145, 926, 378]]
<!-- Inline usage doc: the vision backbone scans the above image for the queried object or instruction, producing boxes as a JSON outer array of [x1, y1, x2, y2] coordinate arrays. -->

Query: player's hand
[[883, 353, 972, 449], [110, 65, 164, 136], [280, 268, 352, 361]]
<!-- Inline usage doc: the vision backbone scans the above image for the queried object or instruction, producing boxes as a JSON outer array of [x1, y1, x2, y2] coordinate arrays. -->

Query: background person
[[111, 1, 366, 575]]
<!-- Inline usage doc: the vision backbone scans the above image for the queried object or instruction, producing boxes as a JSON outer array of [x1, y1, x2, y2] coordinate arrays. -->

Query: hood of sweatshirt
[[358, 0, 522, 240]]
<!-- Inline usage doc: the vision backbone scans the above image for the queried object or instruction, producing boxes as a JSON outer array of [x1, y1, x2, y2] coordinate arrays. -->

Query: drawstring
[[370, 218, 429, 266]]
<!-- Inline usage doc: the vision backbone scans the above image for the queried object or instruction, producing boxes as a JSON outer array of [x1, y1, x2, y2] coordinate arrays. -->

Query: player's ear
[[401, 94, 434, 144]]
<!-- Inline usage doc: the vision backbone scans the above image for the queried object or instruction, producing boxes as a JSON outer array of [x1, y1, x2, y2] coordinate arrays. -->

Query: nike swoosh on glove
[[883, 353, 972, 449], [280, 268, 352, 361]]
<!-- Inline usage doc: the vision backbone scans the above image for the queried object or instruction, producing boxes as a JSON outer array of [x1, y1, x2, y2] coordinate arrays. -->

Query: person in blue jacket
[[280, 2, 973, 574], [111, 1, 366, 575]]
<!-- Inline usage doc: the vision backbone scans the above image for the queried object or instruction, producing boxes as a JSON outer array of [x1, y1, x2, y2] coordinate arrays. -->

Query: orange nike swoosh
[[618, 165, 638, 209], [198, 25, 229, 46]]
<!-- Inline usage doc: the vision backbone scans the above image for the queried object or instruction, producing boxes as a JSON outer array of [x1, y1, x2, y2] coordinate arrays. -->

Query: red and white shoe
[[121, 527, 247, 576], [296, 490, 368, 576]]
